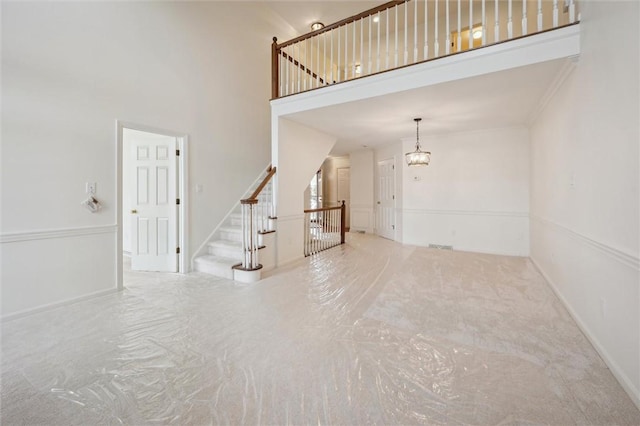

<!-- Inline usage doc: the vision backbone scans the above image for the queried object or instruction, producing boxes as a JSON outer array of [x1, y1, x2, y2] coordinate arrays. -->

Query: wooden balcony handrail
[[277, 0, 407, 49], [304, 205, 342, 214], [242, 166, 276, 204]]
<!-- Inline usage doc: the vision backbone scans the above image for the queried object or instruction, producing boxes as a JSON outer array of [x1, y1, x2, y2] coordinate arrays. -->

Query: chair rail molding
[[531, 215, 639, 270], [1, 224, 117, 244]]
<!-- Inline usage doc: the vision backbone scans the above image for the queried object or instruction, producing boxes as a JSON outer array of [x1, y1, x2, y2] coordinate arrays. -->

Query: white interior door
[[130, 136, 177, 272], [377, 158, 395, 240], [337, 167, 350, 229]]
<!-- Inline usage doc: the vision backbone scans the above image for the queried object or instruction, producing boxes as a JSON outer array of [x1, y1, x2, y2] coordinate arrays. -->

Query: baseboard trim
[[1, 224, 117, 244], [529, 256, 640, 411], [531, 215, 639, 270], [1, 287, 120, 322]]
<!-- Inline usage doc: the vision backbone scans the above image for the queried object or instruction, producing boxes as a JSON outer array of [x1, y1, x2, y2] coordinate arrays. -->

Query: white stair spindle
[[522, 0, 528, 36], [404, 2, 408, 64], [446, 0, 450, 55], [368, 15, 372, 74], [469, 0, 473, 50], [435, 0, 439, 57], [386, 9, 390, 69], [316, 36, 320, 88], [569, 0, 575, 23], [279, 52, 284, 97], [344, 24, 348, 80], [413, 0, 418, 62], [508, 0, 513, 39], [553, 0, 558, 28], [330, 29, 334, 83], [537, 0, 543, 32], [361, 17, 365, 74], [303, 41, 307, 91], [353, 21, 356, 78], [337, 26, 341, 82], [482, 0, 487, 46], [323, 32, 327, 85], [296, 43, 300, 93], [395, 5, 399, 66], [494, 0, 500, 42], [285, 49, 289, 95], [377, 11, 381, 72], [457, 0, 461, 52], [424, 0, 428, 60]]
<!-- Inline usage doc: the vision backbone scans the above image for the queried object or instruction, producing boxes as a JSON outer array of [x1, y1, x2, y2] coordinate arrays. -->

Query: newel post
[[271, 37, 279, 99], [340, 200, 346, 244]]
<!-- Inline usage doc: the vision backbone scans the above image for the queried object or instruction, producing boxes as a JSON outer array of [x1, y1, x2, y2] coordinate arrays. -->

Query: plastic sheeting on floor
[[2, 234, 639, 424]]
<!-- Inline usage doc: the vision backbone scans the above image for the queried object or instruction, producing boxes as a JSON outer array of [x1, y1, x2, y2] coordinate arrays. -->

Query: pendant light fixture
[[405, 118, 431, 166]]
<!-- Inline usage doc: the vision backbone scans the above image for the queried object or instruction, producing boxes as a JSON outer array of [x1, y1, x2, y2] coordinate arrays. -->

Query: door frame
[[116, 120, 189, 289]]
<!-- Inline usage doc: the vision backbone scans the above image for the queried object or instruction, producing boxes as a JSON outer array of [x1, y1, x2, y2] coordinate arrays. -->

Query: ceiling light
[[472, 28, 483, 39], [311, 22, 325, 31], [405, 118, 431, 167]]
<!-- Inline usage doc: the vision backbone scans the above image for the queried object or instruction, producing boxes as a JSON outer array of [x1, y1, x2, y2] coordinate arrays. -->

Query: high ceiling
[[263, 1, 567, 156]]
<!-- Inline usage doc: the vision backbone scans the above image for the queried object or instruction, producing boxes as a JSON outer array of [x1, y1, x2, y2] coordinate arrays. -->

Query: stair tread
[[208, 239, 242, 248], [220, 226, 241, 232], [195, 255, 241, 266]]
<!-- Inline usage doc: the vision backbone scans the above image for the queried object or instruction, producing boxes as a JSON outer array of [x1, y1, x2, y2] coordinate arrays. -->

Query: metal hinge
[[176, 198, 180, 205], [176, 149, 180, 156], [392, 195, 395, 200], [176, 247, 180, 254], [392, 225, 395, 230], [392, 165, 395, 170]]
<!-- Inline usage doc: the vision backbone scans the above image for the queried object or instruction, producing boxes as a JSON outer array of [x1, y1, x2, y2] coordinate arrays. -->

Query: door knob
[[377, 201, 381, 204], [131, 209, 138, 214]]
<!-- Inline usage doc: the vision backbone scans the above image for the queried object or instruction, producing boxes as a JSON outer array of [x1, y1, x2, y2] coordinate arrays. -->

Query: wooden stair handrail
[[304, 205, 342, 214], [242, 166, 276, 203]]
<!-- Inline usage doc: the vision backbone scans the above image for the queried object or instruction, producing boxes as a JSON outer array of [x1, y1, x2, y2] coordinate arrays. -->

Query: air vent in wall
[[428, 244, 453, 250]]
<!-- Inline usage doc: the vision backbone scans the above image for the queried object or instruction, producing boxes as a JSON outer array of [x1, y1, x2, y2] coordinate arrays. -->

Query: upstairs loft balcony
[[271, 0, 580, 101]]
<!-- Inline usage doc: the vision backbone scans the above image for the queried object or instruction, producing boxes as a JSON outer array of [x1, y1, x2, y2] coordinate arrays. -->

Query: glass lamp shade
[[405, 149, 431, 166]]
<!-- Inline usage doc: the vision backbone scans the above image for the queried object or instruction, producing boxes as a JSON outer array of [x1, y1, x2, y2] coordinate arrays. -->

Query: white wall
[[402, 126, 530, 256], [530, 1, 639, 408], [1, 2, 288, 317], [349, 150, 375, 233], [274, 118, 336, 265]]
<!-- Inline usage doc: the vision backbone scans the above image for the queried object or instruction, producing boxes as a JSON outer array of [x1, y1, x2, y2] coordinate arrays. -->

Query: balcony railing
[[304, 201, 346, 256], [272, 0, 578, 99]]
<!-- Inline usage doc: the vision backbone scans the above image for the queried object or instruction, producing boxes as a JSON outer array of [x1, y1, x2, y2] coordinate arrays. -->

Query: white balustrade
[[272, 0, 580, 98], [303, 202, 345, 257]]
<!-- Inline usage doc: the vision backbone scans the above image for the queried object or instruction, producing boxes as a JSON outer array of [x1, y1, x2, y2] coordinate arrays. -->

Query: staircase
[[193, 211, 244, 279], [193, 166, 276, 282]]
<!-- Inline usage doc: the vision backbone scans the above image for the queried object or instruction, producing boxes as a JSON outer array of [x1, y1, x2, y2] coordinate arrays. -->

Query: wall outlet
[[86, 182, 97, 194]]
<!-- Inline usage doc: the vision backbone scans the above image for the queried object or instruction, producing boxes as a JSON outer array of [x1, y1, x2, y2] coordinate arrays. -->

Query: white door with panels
[[130, 136, 178, 272], [377, 158, 395, 240]]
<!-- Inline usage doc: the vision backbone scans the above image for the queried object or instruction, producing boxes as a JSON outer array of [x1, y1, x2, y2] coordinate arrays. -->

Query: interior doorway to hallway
[[116, 122, 188, 288]]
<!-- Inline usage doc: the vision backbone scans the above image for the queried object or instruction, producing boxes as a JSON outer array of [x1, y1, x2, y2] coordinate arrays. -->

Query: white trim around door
[[116, 121, 189, 290]]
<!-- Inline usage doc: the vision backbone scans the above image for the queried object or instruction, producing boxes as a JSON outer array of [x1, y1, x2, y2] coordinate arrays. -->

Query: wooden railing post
[[340, 200, 346, 244], [271, 37, 279, 99]]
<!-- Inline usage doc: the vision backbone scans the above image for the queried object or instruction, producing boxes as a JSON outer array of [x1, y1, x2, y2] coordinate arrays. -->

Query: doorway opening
[[116, 121, 188, 289]]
